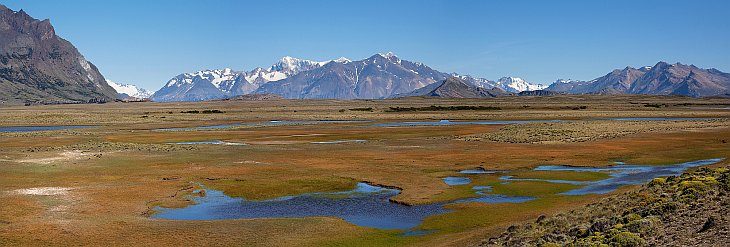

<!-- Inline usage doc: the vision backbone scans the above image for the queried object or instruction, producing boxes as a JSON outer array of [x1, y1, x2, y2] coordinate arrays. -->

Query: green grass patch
[[208, 177, 357, 200], [490, 181, 580, 197], [429, 175, 500, 202], [420, 195, 593, 233], [428, 172, 587, 203], [319, 230, 418, 247]]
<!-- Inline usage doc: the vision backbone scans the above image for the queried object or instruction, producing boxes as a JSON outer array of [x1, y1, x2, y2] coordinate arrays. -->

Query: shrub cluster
[[386, 105, 501, 112], [180, 110, 225, 114]]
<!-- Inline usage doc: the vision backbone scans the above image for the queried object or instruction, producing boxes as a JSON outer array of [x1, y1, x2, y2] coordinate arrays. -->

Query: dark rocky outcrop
[[518, 90, 563, 96], [394, 77, 512, 98], [0, 5, 116, 105]]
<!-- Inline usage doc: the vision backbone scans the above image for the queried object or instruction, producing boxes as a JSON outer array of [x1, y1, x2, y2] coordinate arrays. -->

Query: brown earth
[[0, 95, 729, 246]]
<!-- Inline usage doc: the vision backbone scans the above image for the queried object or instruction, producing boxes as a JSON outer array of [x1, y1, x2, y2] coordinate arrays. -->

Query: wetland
[[1, 95, 729, 246]]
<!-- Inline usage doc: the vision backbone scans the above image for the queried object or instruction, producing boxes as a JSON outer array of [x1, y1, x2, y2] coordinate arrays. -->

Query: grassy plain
[[0, 95, 729, 246]]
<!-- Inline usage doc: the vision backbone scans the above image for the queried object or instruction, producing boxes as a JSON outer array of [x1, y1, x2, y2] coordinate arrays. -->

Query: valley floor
[[0, 95, 729, 246]]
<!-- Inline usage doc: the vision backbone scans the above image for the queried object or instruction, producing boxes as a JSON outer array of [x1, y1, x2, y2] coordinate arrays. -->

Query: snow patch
[[497, 77, 546, 92], [107, 80, 152, 98]]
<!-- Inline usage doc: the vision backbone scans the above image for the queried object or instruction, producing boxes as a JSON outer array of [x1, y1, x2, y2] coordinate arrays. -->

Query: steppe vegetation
[[0, 95, 728, 246]]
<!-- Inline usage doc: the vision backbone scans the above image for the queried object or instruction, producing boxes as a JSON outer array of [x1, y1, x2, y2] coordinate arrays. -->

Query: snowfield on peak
[[152, 56, 352, 102], [107, 80, 152, 99], [243, 56, 354, 85], [449, 74, 545, 93], [152, 53, 560, 101], [496, 77, 546, 93]]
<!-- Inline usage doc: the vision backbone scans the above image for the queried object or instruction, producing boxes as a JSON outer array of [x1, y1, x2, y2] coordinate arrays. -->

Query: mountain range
[[0, 5, 116, 104], [122, 57, 730, 102], [152, 52, 546, 101], [545, 62, 730, 97], [1, 3, 729, 104], [254, 52, 447, 99], [152, 57, 730, 101], [150, 57, 351, 102]]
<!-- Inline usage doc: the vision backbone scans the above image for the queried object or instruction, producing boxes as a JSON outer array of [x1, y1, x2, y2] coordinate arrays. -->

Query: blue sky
[[4, 0, 729, 90]]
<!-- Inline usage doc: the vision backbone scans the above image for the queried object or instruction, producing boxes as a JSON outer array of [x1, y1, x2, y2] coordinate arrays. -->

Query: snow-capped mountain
[[107, 80, 152, 99], [152, 57, 349, 102], [152, 53, 562, 101], [496, 77, 546, 93], [449, 75, 545, 93], [254, 52, 446, 99], [244, 56, 349, 84], [544, 79, 589, 93], [151, 68, 251, 102], [151, 53, 730, 101], [450, 74, 499, 89]]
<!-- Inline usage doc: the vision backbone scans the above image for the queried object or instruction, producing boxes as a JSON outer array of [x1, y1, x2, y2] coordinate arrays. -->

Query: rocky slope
[[482, 166, 729, 246], [394, 77, 511, 98], [546, 62, 730, 97], [0, 4, 117, 104], [542, 79, 589, 93]]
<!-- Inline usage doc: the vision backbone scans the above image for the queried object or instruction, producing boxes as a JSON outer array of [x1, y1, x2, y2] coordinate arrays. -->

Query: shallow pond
[[499, 175, 588, 185], [153, 159, 720, 231], [153, 182, 447, 230], [0, 125, 91, 133], [373, 117, 716, 128], [374, 119, 560, 127], [528, 158, 723, 195], [156, 120, 370, 131], [454, 185, 535, 204], [442, 177, 472, 186], [311, 140, 367, 144], [155, 118, 717, 131], [154, 180, 541, 230], [607, 117, 710, 121], [170, 140, 246, 145], [459, 169, 498, 174]]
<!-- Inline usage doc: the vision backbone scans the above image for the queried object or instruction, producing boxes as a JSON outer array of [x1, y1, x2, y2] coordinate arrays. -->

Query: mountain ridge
[[393, 77, 512, 98], [255, 53, 447, 99], [151, 57, 351, 102], [0, 4, 117, 104], [151, 54, 730, 102], [545, 62, 730, 97], [152, 53, 544, 101]]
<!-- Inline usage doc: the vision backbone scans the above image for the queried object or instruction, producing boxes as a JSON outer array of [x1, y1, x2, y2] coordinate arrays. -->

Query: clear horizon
[[3, 0, 729, 90]]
